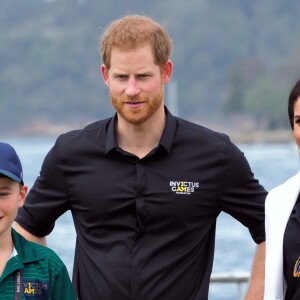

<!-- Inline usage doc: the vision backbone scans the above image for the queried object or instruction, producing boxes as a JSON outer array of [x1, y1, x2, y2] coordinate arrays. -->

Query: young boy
[[0, 142, 76, 299]]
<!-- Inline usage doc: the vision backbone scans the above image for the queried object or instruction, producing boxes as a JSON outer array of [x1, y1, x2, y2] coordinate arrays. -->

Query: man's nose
[[125, 79, 140, 97]]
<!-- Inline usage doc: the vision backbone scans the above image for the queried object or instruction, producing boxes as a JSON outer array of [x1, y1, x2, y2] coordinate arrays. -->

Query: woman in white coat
[[265, 78, 300, 300]]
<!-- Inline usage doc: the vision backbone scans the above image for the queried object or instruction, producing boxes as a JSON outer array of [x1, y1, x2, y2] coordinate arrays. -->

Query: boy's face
[[0, 177, 27, 238]]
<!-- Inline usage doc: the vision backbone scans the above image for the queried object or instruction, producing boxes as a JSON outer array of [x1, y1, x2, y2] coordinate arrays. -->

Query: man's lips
[[125, 101, 144, 108]]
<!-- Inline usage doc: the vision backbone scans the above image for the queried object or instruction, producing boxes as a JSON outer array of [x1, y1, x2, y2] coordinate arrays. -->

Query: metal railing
[[210, 272, 250, 300]]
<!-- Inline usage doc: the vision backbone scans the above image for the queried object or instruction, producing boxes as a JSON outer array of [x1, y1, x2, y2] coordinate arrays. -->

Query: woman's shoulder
[[266, 171, 300, 213], [268, 171, 300, 195]]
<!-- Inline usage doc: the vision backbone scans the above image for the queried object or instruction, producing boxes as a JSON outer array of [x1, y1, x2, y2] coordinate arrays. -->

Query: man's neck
[[116, 110, 166, 159]]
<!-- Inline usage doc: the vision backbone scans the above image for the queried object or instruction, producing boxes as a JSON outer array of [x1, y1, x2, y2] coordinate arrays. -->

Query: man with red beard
[[15, 15, 266, 300]]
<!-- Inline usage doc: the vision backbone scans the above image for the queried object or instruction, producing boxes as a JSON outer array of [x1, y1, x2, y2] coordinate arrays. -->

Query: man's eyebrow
[[112, 72, 127, 77], [136, 71, 153, 75]]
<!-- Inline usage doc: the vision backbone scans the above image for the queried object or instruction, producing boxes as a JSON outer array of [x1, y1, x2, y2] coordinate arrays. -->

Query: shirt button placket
[[135, 160, 147, 233], [131, 160, 147, 300]]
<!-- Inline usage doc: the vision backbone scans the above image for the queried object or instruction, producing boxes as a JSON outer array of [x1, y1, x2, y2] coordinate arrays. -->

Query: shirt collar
[[159, 107, 176, 153], [10, 247, 18, 259], [105, 114, 118, 153], [11, 228, 44, 263], [105, 106, 177, 154]]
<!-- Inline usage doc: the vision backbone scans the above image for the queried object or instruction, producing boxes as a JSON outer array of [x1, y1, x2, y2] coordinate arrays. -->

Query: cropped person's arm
[[244, 241, 265, 300], [14, 222, 47, 246]]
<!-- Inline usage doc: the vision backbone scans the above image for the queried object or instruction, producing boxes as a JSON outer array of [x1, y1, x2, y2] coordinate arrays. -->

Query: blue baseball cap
[[0, 142, 23, 185]]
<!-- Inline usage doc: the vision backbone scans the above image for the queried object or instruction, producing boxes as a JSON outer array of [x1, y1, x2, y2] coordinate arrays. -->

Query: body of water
[[3, 137, 299, 299]]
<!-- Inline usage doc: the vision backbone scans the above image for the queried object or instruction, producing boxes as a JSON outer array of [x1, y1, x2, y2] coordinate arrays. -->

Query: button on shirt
[[16, 108, 266, 300]]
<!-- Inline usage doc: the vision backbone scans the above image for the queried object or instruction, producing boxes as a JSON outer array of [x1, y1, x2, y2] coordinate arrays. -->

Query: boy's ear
[[18, 185, 28, 208]]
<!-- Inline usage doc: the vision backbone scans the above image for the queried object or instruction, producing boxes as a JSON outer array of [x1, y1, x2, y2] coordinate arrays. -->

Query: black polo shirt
[[16, 109, 266, 300]]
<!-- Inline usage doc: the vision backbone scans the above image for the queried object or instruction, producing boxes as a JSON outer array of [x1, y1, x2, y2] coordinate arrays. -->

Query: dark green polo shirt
[[0, 229, 76, 300]]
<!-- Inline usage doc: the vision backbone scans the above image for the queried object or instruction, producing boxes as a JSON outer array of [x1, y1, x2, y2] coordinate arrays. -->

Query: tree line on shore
[[1, 0, 300, 135]]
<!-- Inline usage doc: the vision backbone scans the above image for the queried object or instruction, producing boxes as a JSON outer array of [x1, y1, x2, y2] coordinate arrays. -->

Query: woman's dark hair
[[288, 79, 300, 129]]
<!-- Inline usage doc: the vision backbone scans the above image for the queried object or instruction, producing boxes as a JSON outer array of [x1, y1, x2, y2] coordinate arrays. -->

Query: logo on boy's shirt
[[169, 181, 199, 195], [23, 280, 49, 299]]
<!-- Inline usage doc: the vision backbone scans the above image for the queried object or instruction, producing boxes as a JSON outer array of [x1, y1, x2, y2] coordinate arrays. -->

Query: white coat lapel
[[265, 171, 300, 300]]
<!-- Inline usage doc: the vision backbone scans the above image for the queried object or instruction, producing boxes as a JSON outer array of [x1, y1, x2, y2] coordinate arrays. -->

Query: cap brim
[[0, 169, 22, 184]]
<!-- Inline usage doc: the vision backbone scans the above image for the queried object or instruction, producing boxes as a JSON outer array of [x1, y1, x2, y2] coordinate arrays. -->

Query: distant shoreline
[[1, 126, 294, 145], [0, 118, 294, 144], [228, 129, 293, 144]]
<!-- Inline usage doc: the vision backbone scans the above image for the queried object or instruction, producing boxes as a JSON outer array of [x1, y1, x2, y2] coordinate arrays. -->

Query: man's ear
[[162, 60, 173, 84], [101, 64, 110, 86]]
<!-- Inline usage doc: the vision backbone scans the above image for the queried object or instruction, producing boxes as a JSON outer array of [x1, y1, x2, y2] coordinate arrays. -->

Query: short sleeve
[[16, 136, 70, 237], [51, 265, 77, 299], [218, 141, 267, 244]]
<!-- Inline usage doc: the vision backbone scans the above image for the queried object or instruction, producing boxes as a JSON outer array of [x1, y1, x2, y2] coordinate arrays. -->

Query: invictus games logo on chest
[[23, 280, 49, 299], [169, 181, 199, 195]]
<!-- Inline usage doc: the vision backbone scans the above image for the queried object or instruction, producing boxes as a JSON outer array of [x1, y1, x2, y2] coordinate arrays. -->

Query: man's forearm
[[14, 222, 47, 246], [244, 241, 265, 300]]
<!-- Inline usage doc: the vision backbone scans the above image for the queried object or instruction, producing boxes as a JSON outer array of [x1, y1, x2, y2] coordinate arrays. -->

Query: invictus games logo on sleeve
[[169, 181, 199, 195], [23, 280, 49, 299]]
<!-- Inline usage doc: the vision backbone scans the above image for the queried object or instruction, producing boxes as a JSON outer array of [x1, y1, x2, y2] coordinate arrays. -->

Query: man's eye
[[116, 75, 127, 80], [137, 74, 149, 79]]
